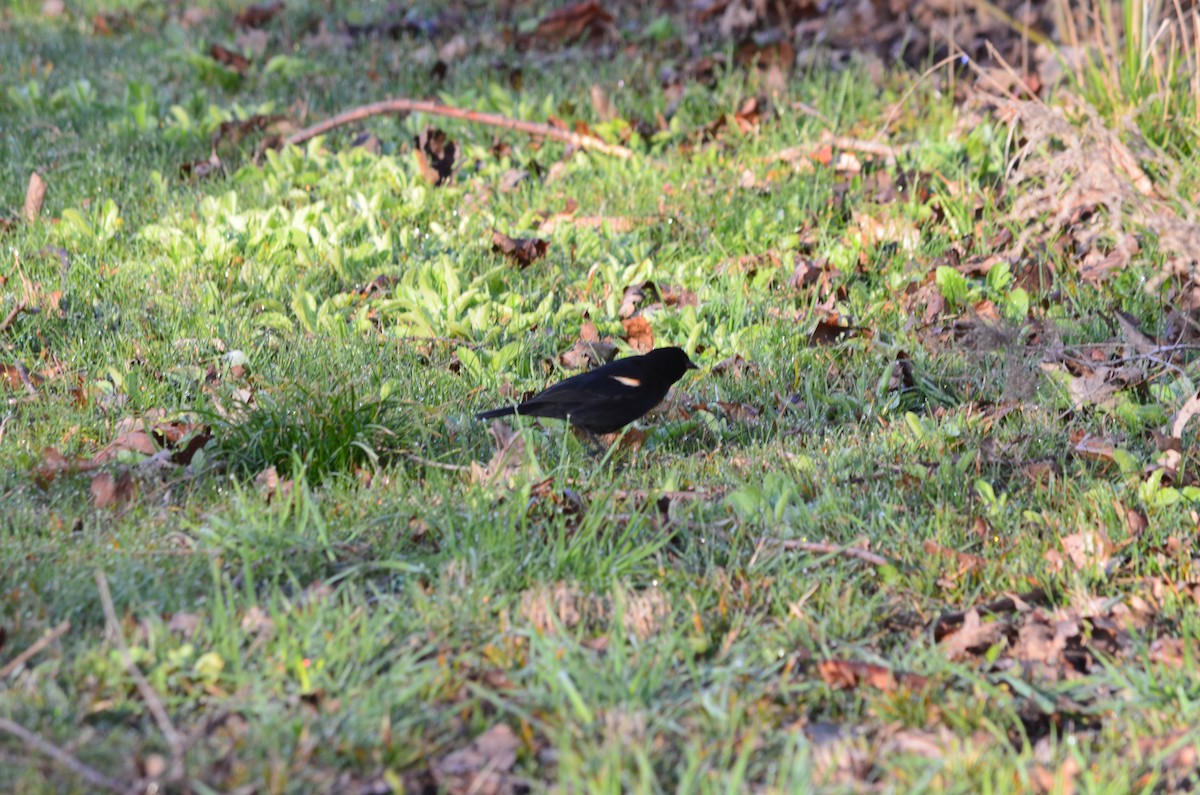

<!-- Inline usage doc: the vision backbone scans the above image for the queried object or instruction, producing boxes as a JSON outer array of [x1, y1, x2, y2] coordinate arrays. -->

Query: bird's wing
[[535, 365, 648, 404]]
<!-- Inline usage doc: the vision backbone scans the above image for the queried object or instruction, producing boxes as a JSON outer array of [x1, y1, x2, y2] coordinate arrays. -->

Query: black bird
[[475, 346, 698, 434]]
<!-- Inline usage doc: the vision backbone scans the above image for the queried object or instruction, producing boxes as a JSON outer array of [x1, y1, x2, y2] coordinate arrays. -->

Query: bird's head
[[647, 346, 699, 383]]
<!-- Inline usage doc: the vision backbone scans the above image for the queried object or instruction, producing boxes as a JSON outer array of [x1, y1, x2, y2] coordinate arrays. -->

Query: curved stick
[[284, 98, 634, 159]]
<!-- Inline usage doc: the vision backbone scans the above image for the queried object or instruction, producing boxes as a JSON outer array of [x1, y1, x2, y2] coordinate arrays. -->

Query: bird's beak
[[687, 360, 699, 370]]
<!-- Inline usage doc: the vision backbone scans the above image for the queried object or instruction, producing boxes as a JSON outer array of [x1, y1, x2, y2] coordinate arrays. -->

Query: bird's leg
[[571, 426, 608, 454]]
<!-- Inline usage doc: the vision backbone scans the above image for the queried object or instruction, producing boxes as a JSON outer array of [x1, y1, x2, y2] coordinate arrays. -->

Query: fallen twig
[[771, 540, 891, 567], [1, 300, 30, 333], [284, 98, 634, 159], [822, 134, 914, 160], [401, 450, 469, 472], [95, 570, 189, 791], [0, 619, 70, 679], [0, 717, 126, 794]]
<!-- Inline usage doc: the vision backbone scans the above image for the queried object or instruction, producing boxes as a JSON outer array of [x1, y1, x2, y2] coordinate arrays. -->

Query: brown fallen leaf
[[434, 723, 522, 795], [539, 215, 641, 235], [414, 126, 456, 186], [1031, 756, 1081, 795], [255, 465, 294, 503], [23, 172, 47, 223], [2, 361, 41, 393], [1112, 499, 1148, 536], [35, 416, 211, 485], [809, 319, 867, 346], [850, 209, 918, 252], [1058, 529, 1112, 573], [212, 114, 286, 148], [620, 316, 654, 354], [711, 354, 751, 378], [714, 401, 759, 423], [180, 153, 223, 181], [210, 43, 251, 74], [617, 285, 643, 319], [703, 96, 764, 140], [922, 540, 986, 576], [491, 230, 548, 268], [1042, 360, 1143, 408], [529, 1, 613, 44], [597, 427, 646, 453], [817, 658, 930, 693], [91, 470, 136, 509], [1071, 431, 1116, 462], [590, 83, 616, 121], [1157, 391, 1200, 476], [560, 318, 617, 369], [937, 608, 1010, 662], [471, 421, 528, 486], [235, 0, 283, 28]]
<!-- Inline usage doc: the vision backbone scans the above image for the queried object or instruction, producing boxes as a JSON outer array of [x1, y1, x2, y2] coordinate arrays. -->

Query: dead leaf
[[23, 173, 46, 223], [618, 285, 643, 319], [414, 127, 456, 186], [937, 608, 1010, 662], [1158, 391, 1200, 475], [2, 361, 40, 393], [212, 114, 285, 148], [235, 1, 283, 28], [560, 319, 617, 369], [809, 319, 867, 346], [922, 540, 986, 576], [529, 1, 613, 44], [1113, 499, 1148, 536], [1058, 530, 1112, 573], [619, 588, 670, 639], [210, 43, 251, 74], [434, 723, 521, 795], [1071, 431, 1116, 462], [256, 465, 294, 503], [37, 416, 210, 486], [1042, 360, 1142, 408], [90, 470, 136, 509], [711, 354, 751, 378], [180, 153, 223, 181], [620, 317, 653, 353], [787, 257, 828, 291], [850, 210, 918, 252], [1031, 756, 1080, 795], [590, 83, 616, 121], [471, 422, 528, 486], [498, 169, 528, 193], [703, 96, 764, 140], [817, 659, 929, 693], [597, 427, 646, 452], [491, 230, 548, 268], [240, 605, 275, 635]]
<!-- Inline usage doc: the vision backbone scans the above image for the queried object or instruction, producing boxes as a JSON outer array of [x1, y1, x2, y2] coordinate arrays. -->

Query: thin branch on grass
[[10, 360, 38, 396], [285, 98, 634, 159], [0, 717, 126, 794], [770, 540, 892, 567], [824, 135, 915, 160], [401, 450, 469, 472], [0, 619, 71, 679], [1, 300, 31, 333], [94, 570, 189, 792]]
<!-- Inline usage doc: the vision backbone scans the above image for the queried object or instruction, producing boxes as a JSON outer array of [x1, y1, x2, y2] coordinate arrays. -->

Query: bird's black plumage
[[475, 347, 698, 434]]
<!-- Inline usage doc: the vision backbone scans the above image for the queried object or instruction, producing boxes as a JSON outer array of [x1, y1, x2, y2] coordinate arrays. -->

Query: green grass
[[3, 1, 1200, 793]]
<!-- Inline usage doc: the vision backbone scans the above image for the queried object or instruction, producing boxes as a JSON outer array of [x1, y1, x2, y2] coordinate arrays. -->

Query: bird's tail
[[475, 406, 517, 421]]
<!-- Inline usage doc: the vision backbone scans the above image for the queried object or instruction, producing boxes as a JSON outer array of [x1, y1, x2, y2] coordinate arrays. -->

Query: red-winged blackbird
[[475, 346, 698, 434]]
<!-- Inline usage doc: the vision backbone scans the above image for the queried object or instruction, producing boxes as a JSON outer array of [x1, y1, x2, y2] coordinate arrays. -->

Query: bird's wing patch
[[611, 375, 641, 387]]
